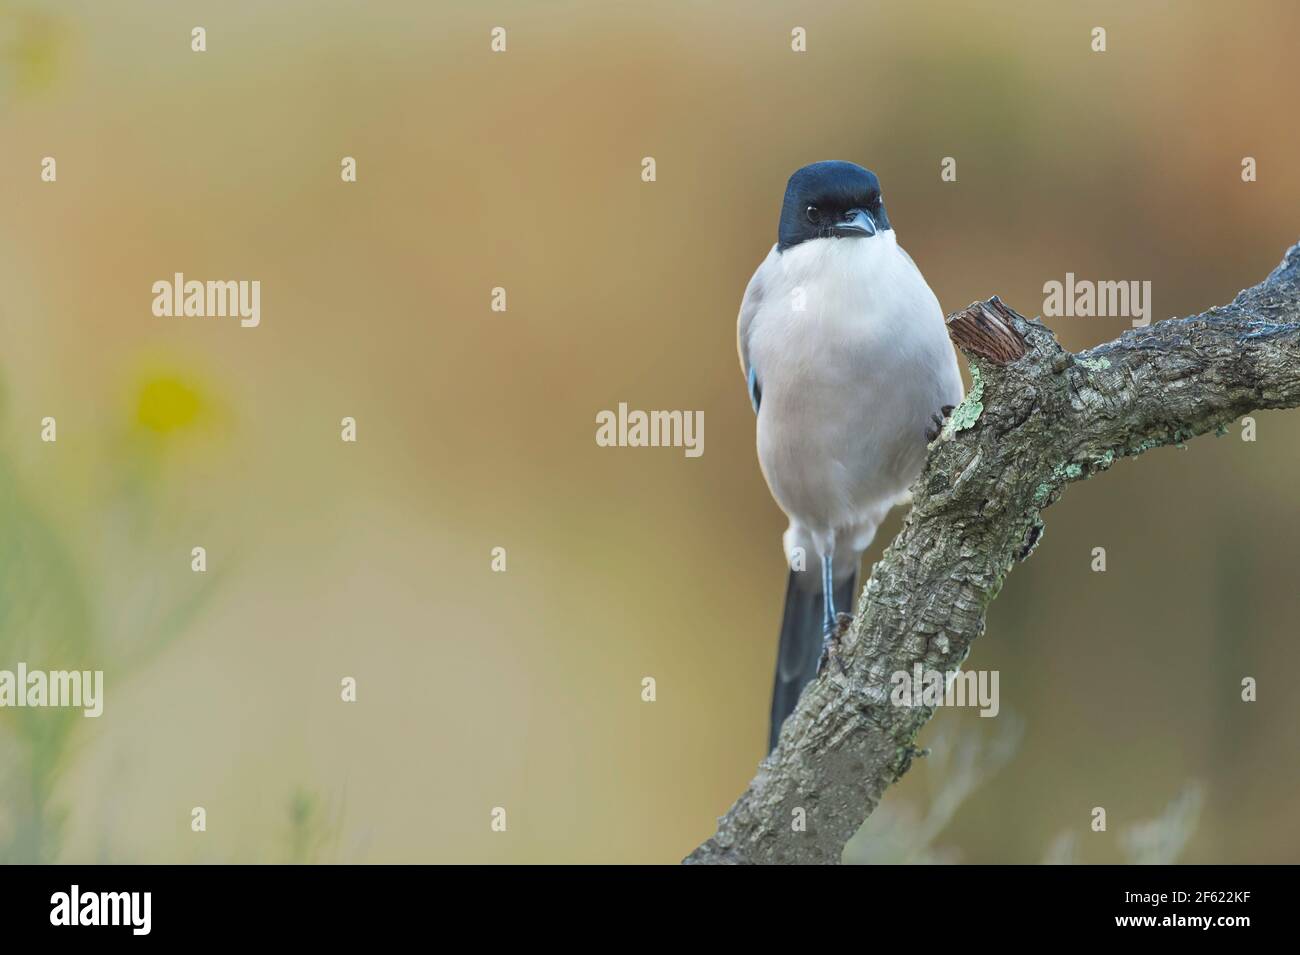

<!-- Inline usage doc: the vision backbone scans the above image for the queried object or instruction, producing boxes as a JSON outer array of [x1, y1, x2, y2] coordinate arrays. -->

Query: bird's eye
[[805, 205, 820, 223]]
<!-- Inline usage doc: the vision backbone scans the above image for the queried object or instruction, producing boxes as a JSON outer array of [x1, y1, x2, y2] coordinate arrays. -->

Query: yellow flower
[[134, 374, 206, 434], [3, 9, 69, 95]]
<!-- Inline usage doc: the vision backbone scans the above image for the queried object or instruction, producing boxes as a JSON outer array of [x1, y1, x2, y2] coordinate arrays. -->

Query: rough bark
[[686, 241, 1300, 865]]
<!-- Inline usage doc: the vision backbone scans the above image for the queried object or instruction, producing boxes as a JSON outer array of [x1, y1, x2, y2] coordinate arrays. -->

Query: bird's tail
[[768, 567, 857, 752]]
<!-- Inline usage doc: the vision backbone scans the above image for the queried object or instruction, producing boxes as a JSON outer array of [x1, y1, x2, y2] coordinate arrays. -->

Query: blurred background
[[1, 0, 1297, 863]]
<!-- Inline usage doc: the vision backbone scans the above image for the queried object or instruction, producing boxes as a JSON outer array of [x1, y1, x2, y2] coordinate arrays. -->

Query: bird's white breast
[[746, 234, 962, 534]]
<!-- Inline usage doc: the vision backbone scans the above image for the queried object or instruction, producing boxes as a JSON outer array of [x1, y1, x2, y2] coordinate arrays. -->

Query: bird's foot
[[925, 404, 958, 442], [817, 614, 854, 676]]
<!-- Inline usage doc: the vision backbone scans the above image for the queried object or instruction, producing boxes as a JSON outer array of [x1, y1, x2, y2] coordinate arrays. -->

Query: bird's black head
[[777, 161, 892, 252]]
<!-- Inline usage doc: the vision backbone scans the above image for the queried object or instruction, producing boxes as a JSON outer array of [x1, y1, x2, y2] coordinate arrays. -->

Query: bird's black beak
[[830, 208, 876, 238]]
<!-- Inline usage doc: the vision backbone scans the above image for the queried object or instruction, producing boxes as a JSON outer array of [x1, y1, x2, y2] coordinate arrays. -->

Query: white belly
[[748, 234, 962, 536]]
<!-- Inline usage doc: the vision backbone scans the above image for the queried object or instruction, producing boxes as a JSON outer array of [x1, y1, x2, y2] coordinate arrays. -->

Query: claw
[[817, 614, 853, 676], [925, 413, 944, 442], [926, 404, 958, 442]]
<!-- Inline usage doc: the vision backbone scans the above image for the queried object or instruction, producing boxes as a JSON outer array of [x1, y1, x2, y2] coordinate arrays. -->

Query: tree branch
[[686, 241, 1300, 865]]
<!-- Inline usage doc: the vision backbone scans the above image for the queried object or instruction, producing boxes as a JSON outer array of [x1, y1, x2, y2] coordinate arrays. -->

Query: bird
[[737, 161, 963, 752]]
